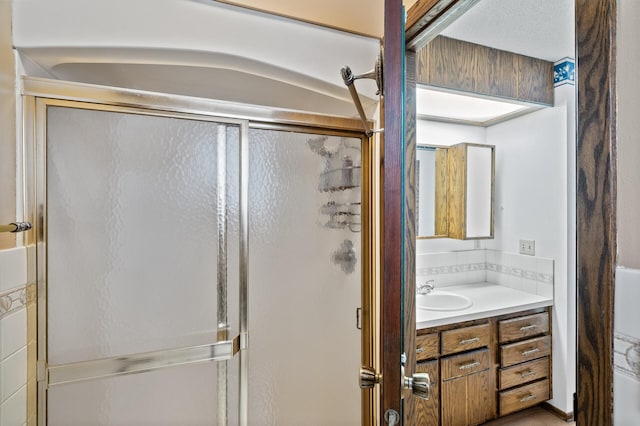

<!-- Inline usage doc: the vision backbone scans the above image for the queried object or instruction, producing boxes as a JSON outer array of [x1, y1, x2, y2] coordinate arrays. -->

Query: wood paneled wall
[[416, 36, 554, 105], [575, 0, 616, 424]]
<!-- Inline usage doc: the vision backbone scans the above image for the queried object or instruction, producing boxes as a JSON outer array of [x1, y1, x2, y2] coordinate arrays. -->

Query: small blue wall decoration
[[554, 58, 575, 87]]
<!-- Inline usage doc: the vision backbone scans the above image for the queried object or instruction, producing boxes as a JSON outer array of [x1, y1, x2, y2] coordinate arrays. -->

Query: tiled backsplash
[[416, 249, 554, 298], [0, 247, 28, 426], [614, 267, 640, 425], [615, 332, 640, 381]]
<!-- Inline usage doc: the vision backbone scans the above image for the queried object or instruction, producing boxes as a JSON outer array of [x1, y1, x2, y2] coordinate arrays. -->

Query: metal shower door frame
[[26, 96, 249, 425], [21, 77, 376, 425]]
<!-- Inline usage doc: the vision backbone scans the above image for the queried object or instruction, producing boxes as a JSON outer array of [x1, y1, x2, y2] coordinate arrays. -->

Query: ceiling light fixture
[[416, 86, 539, 126]]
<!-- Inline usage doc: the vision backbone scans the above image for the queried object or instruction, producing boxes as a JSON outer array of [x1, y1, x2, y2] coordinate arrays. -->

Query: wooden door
[[380, 0, 408, 423]]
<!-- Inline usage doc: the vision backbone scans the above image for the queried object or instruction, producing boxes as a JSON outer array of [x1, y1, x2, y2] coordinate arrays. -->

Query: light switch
[[519, 240, 535, 256]]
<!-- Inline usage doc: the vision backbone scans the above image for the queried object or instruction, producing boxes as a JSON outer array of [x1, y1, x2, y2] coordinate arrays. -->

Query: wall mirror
[[416, 145, 448, 238], [416, 142, 494, 240]]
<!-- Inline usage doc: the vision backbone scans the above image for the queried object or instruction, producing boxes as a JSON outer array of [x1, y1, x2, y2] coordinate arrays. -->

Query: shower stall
[[23, 78, 375, 425]]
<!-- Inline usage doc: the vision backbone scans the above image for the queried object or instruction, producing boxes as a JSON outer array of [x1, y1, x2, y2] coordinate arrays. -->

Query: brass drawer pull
[[519, 324, 538, 331], [416, 348, 425, 354], [520, 393, 537, 403], [459, 361, 481, 370], [522, 348, 540, 356], [459, 337, 480, 345], [520, 369, 535, 378]]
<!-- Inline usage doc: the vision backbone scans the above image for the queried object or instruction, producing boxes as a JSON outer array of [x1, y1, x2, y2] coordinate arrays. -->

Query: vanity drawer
[[499, 312, 549, 343], [416, 333, 439, 361], [499, 379, 550, 416], [441, 323, 490, 355], [501, 335, 551, 367], [441, 348, 491, 381], [499, 357, 549, 390]]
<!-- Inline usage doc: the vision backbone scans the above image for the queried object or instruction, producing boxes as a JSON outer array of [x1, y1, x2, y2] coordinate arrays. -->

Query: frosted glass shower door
[[38, 103, 244, 425], [248, 129, 363, 424]]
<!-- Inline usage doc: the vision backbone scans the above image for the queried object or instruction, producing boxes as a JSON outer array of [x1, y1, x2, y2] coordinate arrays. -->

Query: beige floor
[[482, 406, 575, 425]]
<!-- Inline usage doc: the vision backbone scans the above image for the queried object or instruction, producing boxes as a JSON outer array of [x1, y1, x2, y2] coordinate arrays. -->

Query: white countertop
[[416, 282, 553, 329]]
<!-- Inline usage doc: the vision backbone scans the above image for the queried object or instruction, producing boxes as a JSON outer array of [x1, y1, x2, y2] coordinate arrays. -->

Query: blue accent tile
[[554, 59, 575, 87]]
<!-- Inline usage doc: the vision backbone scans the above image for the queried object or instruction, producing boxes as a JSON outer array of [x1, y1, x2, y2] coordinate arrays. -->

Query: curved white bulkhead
[[12, 0, 381, 116]]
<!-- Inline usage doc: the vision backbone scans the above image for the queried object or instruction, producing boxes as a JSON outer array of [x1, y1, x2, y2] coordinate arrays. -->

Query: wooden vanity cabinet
[[441, 348, 496, 426], [416, 360, 440, 425], [441, 323, 490, 355], [414, 307, 552, 425], [497, 311, 552, 416]]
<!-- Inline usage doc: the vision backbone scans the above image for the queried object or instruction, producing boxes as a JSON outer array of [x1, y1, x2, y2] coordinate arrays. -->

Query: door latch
[[384, 409, 400, 425]]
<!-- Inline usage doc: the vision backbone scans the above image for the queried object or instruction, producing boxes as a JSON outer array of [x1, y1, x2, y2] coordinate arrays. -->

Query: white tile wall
[[416, 249, 487, 288], [0, 248, 27, 293], [0, 385, 26, 426], [1, 347, 27, 402], [614, 267, 640, 426], [416, 249, 554, 298], [0, 247, 28, 426], [0, 310, 26, 362]]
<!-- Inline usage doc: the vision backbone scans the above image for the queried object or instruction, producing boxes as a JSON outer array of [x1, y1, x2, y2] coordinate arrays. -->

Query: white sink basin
[[416, 291, 473, 311]]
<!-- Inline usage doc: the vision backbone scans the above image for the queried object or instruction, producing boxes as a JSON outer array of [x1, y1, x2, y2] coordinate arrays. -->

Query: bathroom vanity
[[413, 284, 552, 425]]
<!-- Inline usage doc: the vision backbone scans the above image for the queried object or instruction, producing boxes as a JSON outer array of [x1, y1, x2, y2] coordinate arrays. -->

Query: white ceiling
[[441, 0, 575, 62]]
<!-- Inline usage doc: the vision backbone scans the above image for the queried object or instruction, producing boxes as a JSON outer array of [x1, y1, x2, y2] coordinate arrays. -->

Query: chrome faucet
[[417, 279, 435, 295]]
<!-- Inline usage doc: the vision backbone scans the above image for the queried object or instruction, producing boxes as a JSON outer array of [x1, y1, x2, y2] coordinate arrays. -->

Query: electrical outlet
[[519, 240, 535, 256]]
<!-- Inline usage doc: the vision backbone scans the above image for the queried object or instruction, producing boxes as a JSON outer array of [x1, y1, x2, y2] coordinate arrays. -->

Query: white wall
[[615, 1, 640, 424], [555, 80, 577, 419], [484, 106, 572, 413]]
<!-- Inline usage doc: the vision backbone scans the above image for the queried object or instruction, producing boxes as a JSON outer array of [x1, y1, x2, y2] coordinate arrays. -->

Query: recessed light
[[416, 86, 537, 125]]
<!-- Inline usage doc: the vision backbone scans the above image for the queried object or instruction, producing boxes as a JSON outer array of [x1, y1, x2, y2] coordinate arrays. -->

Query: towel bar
[[0, 222, 32, 233]]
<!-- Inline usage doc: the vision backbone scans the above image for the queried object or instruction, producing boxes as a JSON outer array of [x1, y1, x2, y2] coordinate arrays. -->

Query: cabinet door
[[415, 360, 439, 426], [442, 375, 467, 426], [447, 143, 495, 240], [442, 368, 496, 426], [468, 368, 497, 425]]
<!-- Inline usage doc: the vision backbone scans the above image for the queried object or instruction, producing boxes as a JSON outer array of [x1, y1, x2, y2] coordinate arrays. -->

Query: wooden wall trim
[[405, 0, 480, 51], [416, 36, 554, 106], [575, 0, 616, 424], [406, 0, 446, 34], [381, 0, 404, 420]]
